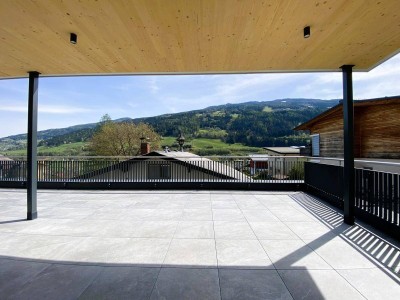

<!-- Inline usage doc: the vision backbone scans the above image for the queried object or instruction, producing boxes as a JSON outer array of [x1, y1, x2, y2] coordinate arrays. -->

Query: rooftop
[[264, 147, 301, 155], [249, 154, 270, 162], [0, 189, 399, 299], [0, 155, 12, 161], [145, 151, 251, 180]]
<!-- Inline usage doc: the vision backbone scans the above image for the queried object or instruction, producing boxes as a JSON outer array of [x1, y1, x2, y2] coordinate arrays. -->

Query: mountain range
[[0, 98, 339, 151]]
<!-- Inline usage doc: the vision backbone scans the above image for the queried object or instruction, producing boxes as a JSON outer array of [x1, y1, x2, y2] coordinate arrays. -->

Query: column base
[[27, 212, 38, 220], [344, 215, 355, 225]]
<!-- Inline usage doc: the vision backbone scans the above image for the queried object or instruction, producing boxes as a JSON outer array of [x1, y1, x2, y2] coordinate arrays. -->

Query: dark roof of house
[[76, 151, 248, 180], [294, 95, 400, 131], [147, 151, 247, 180]]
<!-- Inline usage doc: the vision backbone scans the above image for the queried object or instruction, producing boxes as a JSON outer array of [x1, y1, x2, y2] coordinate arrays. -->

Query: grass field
[[0, 142, 88, 157], [161, 137, 263, 156], [1, 138, 264, 157]]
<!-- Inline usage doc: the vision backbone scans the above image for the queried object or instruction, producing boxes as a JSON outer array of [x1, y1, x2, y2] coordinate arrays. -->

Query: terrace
[[1, 189, 399, 299], [1, 0, 400, 298]]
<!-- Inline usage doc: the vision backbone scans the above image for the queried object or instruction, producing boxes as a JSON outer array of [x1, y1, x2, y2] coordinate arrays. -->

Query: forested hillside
[[132, 98, 338, 147], [0, 98, 339, 151]]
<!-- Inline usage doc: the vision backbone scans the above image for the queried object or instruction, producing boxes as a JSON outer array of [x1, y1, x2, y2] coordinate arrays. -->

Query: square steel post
[[27, 71, 39, 220], [341, 65, 355, 225]]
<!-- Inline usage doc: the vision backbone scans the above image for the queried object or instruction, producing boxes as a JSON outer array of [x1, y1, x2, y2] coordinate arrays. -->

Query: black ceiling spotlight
[[304, 26, 311, 39], [70, 32, 77, 44]]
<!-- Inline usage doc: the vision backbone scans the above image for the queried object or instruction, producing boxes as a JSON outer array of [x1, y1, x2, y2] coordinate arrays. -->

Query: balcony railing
[[0, 156, 305, 184], [1, 155, 398, 239], [304, 161, 400, 240]]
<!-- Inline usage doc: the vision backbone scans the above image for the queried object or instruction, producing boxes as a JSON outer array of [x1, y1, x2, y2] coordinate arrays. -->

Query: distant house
[[249, 148, 303, 179], [294, 96, 400, 159], [77, 151, 248, 181], [259, 147, 302, 179], [248, 155, 269, 176]]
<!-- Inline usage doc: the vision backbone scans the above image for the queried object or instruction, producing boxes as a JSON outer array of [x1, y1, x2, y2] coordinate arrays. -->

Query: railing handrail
[[0, 155, 307, 160], [307, 156, 400, 167], [0, 155, 306, 183]]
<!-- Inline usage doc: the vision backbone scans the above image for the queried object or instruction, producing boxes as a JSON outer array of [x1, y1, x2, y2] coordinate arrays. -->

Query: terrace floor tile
[[216, 239, 274, 269], [213, 221, 257, 240], [174, 221, 214, 239], [219, 269, 293, 300], [163, 239, 217, 268]]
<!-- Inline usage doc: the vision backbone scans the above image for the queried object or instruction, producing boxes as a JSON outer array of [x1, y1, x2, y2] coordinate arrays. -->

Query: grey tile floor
[[0, 189, 399, 299]]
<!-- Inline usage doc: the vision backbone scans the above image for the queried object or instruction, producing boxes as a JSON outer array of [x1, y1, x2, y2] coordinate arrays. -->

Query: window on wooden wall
[[311, 134, 320, 157]]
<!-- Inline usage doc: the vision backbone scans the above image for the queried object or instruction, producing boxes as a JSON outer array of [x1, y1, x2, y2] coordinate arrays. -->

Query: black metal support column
[[27, 71, 40, 220], [341, 65, 355, 225]]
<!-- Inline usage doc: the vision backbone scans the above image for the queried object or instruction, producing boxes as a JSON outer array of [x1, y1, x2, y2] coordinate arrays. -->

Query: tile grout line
[[147, 193, 185, 299], [76, 265, 105, 299], [290, 193, 369, 299], [274, 195, 339, 273], [2, 260, 54, 299], [149, 191, 206, 299], [238, 192, 296, 299], [211, 192, 224, 300], [235, 194, 279, 269]]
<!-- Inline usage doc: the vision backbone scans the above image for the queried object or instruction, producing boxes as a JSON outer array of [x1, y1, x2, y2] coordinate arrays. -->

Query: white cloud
[[148, 77, 159, 94], [0, 105, 27, 113], [1, 53, 400, 138], [0, 104, 92, 114], [214, 73, 299, 98], [353, 55, 400, 99], [40, 105, 93, 114]]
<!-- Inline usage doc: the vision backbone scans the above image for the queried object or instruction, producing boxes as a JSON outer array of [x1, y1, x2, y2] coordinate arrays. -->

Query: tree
[[90, 116, 161, 156], [98, 114, 112, 127]]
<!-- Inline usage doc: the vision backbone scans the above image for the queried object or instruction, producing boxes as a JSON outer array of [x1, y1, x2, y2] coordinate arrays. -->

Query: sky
[[0, 53, 400, 138]]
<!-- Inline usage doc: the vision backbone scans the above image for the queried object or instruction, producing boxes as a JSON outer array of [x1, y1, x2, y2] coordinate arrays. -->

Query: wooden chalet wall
[[308, 102, 400, 158], [309, 109, 345, 158], [358, 104, 400, 158]]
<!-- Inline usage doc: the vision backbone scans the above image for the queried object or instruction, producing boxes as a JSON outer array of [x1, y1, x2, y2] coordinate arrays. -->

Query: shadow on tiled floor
[[0, 189, 399, 299], [291, 193, 400, 277]]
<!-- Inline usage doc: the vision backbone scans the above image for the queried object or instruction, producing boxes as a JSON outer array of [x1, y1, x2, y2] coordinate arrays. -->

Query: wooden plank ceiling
[[0, 0, 400, 78]]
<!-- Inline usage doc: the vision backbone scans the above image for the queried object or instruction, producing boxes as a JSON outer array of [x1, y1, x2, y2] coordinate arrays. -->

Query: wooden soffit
[[1, 0, 400, 78]]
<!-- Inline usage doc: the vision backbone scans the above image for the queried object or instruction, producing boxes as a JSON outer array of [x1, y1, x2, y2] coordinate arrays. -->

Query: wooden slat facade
[[306, 98, 400, 158]]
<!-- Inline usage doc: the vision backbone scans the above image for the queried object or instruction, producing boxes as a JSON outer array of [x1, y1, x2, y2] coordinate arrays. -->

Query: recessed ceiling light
[[304, 26, 311, 38], [70, 33, 77, 44]]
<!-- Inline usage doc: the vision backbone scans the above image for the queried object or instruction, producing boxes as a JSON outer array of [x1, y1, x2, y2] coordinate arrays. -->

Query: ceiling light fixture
[[304, 26, 310, 38], [70, 33, 77, 44]]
